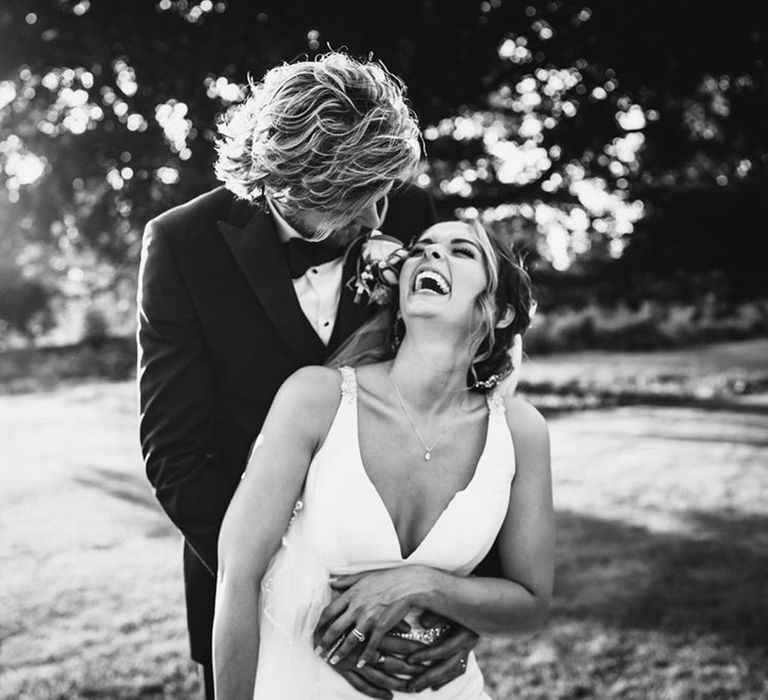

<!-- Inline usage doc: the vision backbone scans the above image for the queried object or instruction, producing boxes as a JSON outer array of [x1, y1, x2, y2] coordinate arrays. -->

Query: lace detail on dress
[[287, 499, 304, 531], [339, 366, 357, 404], [261, 497, 304, 619]]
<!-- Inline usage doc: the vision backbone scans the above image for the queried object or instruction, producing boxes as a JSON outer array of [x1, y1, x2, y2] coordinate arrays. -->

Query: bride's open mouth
[[411, 269, 451, 296]]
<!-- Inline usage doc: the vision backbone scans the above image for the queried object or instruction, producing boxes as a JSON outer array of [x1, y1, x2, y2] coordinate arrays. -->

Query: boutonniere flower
[[351, 231, 408, 305]]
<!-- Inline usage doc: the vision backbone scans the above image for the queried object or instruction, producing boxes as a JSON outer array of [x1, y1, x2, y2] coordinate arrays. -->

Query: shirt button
[[311, 268, 318, 274], [323, 322, 330, 327]]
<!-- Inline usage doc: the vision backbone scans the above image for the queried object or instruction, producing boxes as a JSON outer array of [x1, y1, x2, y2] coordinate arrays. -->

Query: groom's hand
[[330, 635, 426, 699], [404, 617, 480, 694], [314, 587, 426, 699]]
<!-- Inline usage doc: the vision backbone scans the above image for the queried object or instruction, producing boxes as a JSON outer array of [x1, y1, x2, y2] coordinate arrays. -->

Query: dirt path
[[1, 382, 767, 698]]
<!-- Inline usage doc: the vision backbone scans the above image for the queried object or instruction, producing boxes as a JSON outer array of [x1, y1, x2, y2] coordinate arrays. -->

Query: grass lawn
[[2, 341, 767, 698], [529, 338, 768, 374], [480, 405, 768, 699]]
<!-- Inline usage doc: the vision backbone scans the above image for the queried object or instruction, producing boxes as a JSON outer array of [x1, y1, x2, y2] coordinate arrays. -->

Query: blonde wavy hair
[[214, 52, 422, 228]]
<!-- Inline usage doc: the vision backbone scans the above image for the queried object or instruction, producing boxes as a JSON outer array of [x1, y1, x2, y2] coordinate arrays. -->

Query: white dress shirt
[[268, 199, 345, 345]]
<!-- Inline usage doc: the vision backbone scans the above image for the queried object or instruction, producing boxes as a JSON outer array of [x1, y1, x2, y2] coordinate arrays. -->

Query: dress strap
[[485, 388, 506, 415], [338, 366, 358, 404]]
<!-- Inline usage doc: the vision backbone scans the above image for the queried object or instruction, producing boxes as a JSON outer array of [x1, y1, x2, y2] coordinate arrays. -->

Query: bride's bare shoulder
[[502, 394, 550, 467], [270, 367, 349, 440], [502, 395, 547, 432], [280, 366, 346, 405]]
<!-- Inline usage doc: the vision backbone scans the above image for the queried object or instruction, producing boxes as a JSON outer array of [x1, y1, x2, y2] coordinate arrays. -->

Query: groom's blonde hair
[[215, 52, 422, 225]]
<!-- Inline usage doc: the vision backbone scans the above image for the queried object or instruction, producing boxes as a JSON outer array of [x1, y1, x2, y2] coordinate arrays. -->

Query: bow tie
[[284, 238, 345, 279]]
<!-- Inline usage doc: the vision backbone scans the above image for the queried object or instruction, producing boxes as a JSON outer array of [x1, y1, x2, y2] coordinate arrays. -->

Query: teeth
[[414, 270, 450, 295]]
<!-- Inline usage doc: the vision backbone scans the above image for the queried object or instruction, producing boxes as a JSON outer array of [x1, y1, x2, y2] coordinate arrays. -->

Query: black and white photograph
[[1, 2, 766, 698]]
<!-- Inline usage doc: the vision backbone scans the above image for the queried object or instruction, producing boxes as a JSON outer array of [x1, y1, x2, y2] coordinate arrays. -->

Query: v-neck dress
[[253, 367, 516, 699]]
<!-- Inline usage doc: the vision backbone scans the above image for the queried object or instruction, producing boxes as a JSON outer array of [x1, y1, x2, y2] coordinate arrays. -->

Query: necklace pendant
[[424, 451, 431, 461]]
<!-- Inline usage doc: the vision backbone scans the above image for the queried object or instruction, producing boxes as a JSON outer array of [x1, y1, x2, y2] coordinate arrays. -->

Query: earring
[[391, 310, 404, 350]]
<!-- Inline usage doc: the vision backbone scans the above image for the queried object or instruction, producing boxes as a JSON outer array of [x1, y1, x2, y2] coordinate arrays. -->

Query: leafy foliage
[[1, 0, 767, 343], [0, 259, 55, 340], [527, 299, 768, 354]]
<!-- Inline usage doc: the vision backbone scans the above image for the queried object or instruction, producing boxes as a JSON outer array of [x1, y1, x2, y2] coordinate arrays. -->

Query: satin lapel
[[217, 206, 327, 366], [328, 236, 373, 353]]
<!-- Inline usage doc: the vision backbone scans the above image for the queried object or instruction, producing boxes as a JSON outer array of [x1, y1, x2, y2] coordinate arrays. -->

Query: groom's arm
[[137, 218, 236, 576]]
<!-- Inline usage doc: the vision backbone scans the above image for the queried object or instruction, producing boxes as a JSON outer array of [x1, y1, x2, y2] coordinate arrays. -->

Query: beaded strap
[[486, 389, 506, 414], [339, 366, 357, 403]]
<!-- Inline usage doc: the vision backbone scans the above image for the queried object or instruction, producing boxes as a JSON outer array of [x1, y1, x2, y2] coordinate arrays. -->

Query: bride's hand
[[313, 566, 437, 669]]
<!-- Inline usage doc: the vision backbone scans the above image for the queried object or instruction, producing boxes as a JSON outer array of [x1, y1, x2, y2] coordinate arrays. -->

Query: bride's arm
[[212, 367, 337, 700], [314, 397, 553, 672], [414, 397, 554, 634]]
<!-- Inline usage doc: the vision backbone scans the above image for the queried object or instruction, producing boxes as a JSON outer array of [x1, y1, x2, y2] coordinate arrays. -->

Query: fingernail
[[356, 658, 367, 669], [329, 655, 340, 666], [314, 646, 323, 656]]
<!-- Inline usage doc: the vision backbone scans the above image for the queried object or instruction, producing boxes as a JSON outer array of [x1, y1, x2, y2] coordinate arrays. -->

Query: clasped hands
[[312, 566, 479, 699]]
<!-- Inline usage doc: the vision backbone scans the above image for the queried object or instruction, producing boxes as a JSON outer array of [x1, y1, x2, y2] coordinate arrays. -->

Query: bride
[[212, 220, 554, 699]]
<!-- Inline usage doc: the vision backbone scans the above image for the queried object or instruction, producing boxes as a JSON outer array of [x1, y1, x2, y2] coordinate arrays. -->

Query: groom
[[138, 53, 487, 699]]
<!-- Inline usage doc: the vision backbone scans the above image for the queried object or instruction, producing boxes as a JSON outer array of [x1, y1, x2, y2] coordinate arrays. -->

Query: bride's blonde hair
[[464, 220, 534, 389]]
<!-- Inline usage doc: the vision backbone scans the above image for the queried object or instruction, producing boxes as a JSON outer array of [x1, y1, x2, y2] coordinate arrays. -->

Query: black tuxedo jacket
[[138, 184, 442, 662]]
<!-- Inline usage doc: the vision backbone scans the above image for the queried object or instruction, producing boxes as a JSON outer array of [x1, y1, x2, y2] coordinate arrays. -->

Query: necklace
[[388, 372, 457, 461]]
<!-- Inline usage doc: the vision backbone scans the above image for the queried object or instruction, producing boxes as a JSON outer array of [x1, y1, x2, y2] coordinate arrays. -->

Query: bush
[[591, 303, 668, 351], [81, 307, 111, 346], [526, 299, 768, 354], [0, 336, 136, 392], [544, 308, 595, 351], [695, 300, 768, 342], [0, 263, 56, 342], [657, 305, 698, 346]]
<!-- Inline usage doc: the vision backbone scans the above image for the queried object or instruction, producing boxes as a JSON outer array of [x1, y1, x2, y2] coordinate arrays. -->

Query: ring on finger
[[351, 627, 366, 643], [375, 652, 386, 668]]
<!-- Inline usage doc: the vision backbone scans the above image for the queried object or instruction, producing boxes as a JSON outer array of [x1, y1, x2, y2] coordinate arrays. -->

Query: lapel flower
[[351, 231, 408, 305]]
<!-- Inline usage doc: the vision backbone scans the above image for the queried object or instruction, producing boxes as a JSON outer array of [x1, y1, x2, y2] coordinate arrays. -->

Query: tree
[[423, 1, 768, 300], [0, 260, 55, 341], [1, 0, 766, 342]]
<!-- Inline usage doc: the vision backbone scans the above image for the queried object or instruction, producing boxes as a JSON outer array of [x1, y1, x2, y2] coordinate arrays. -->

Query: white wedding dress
[[253, 367, 516, 699]]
